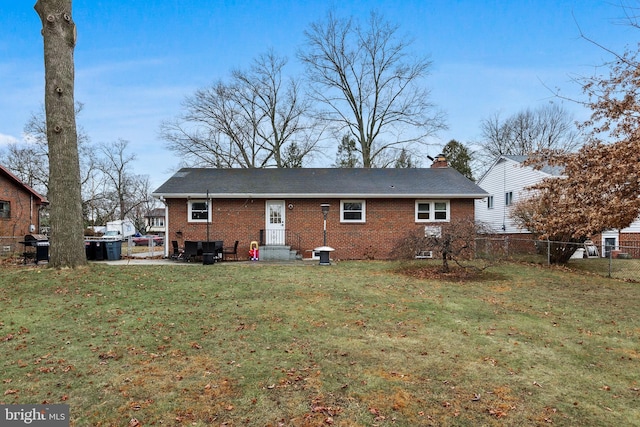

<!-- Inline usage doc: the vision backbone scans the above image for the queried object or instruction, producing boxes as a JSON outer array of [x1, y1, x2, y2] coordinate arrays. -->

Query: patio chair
[[182, 241, 199, 262], [170, 240, 183, 260], [202, 240, 223, 262], [223, 240, 239, 261]]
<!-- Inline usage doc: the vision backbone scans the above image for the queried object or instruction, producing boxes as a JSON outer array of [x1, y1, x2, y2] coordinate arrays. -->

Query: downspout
[[29, 194, 35, 233], [160, 197, 169, 258]]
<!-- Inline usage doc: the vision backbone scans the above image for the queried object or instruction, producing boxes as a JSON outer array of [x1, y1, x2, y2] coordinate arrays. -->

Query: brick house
[[0, 164, 48, 254], [152, 159, 488, 260]]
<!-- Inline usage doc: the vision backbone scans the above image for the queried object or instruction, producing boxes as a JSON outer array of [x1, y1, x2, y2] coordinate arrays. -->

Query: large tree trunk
[[35, 0, 86, 268]]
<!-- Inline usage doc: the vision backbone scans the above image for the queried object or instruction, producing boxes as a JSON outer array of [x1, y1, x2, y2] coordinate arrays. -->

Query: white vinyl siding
[[474, 157, 557, 234]]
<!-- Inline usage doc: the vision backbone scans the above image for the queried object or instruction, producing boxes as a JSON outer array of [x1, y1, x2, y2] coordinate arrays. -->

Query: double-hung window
[[188, 200, 210, 222], [415, 200, 450, 222], [487, 195, 494, 209], [505, 191, 513, 206], [340, 200, 365, 223]]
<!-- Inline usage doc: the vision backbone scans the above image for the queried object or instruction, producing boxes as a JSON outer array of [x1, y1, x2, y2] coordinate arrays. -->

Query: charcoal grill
[[20, 234, 49, 264]]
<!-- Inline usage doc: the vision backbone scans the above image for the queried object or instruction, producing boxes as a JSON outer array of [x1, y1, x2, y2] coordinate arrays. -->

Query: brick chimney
[[430, 154, 448, 168]]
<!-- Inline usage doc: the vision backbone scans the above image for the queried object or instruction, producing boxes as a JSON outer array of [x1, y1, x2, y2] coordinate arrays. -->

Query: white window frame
[[487, 195, 494, 209], [150, 217, 164, 227], [340, 200, 366, 223], [187, 200, 211, 223], [415, 200, 450, 222]]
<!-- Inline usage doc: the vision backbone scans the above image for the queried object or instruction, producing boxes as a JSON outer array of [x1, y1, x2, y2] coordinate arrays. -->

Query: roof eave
[[153, 192, 488, 199]]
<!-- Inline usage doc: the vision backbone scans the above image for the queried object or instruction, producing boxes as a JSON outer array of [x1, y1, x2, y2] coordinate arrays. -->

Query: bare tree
[[299, 11, 446, 168], [391, 218, 496, 272], [478, 104, 581, 165], [0, 137, 48, 195], [0, 103, 94, 197], [97, 139, 150, 221], [34, 0, 86, 268], [162, 51, 318, 168]]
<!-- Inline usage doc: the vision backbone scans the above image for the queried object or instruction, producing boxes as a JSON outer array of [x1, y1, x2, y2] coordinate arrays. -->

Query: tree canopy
[[161, 51, 318, 168], [511, 38, 640, 263], [478, 104, 581, 167], [299, 11, 446, 168], [442, 139, 474, 181]]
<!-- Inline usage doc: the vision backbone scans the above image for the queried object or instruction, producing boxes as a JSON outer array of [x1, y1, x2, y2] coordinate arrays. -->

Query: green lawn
[[567, 257, 640, 282], [1, 261, 638, 426]]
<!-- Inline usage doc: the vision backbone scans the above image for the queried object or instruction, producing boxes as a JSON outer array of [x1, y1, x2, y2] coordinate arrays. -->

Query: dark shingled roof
[[153, 168, 487, 199]]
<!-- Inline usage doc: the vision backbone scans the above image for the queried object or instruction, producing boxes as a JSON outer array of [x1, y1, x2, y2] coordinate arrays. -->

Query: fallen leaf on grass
[[128, 419, 141, 427], [488, 408, 508, 418]]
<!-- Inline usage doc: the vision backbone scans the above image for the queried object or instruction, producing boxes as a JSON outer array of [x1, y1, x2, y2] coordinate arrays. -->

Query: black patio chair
[[170, 240, 183, 260], [183, 241, 199, 262], [202, 240, 223, 262], [222, 240, 239, 261]]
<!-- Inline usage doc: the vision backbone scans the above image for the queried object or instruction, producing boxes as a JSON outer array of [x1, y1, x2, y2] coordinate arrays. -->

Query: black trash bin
[[85, 240, 102, 260]]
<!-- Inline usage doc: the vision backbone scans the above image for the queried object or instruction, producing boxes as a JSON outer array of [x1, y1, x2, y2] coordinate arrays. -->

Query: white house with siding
[[474, 155, 562, 234], [475, 155, 640, 255]]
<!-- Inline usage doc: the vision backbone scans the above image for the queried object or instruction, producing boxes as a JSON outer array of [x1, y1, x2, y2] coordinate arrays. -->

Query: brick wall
[[0, 173, 41, 252], [166, 197, 476, 260], [620, 233, 640, 258]]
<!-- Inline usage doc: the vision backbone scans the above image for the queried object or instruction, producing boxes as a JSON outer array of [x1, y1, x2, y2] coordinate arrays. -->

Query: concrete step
[[259, 245, 295, 261]]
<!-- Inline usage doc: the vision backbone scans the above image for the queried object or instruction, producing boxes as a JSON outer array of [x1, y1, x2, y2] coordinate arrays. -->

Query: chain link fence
[[476, 235, 640, 282]]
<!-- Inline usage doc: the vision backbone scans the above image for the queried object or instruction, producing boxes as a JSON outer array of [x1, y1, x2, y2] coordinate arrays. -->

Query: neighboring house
[[0, 164, 48, 253], [474, 155, 563, 234], [475, 155, 640, 256], [145, 208, 166, 235], [152, 158, 488, 260]]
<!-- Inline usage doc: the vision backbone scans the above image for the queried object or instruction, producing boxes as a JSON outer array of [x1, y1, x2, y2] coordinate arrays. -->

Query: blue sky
[[1, 0, 635, 188]]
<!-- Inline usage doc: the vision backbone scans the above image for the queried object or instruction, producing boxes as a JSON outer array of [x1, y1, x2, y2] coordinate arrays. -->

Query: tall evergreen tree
[[442, 139, 474, 181]]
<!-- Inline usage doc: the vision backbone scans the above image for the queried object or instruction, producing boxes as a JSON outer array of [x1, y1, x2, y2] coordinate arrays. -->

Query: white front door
[[265, 200, 286, 245]]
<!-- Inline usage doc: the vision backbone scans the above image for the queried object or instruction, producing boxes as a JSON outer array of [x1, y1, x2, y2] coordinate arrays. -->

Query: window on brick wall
[[415, 200, 449, 222], [340, 200, 365, 223], [188, 200, 210, 222], [0, 201, 10, 218]]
